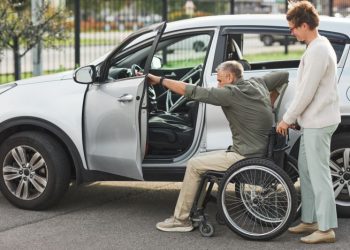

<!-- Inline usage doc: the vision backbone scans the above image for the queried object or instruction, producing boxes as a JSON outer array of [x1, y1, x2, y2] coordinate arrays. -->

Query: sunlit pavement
[[0, 181, 348, 250]]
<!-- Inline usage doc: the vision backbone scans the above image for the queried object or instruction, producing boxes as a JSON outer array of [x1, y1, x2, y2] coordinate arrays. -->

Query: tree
[[0, 0, 70, 80]]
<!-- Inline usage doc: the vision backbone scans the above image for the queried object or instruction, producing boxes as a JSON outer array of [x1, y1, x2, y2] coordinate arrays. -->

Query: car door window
[[239, 32, 346, 71], [107, 42, 152, 81], [154, 34, 211, 70], [241, 33, 305, 70], [329, 40, 346, 62], [105, 25, 164, 81]]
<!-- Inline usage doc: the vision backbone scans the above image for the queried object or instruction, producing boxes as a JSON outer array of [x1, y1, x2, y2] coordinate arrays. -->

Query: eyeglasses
[[289, 26, 297, 33]]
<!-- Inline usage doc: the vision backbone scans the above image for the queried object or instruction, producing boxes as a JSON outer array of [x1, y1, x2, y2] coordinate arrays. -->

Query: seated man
[[146, 60, 289, 232]]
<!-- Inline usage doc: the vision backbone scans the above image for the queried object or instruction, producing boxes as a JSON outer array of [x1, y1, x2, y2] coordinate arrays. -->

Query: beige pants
[[173, 150, 245, 221]]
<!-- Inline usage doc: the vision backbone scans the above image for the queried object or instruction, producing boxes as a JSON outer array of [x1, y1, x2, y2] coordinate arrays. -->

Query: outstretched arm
[[262, 71, 289, 92], [253, 71, 289, 107], [147, 74, 187, 96], [147, 73, 233, 107]]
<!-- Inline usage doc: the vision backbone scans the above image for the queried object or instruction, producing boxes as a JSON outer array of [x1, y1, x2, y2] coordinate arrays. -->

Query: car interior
[[146, 34, 211, 158]]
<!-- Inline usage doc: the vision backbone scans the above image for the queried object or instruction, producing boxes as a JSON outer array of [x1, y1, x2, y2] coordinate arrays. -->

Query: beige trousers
[[173, 150, 245, 221]]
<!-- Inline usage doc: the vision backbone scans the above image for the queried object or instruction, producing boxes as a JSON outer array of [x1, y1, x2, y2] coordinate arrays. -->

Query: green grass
[[0, 74, 15, 84], [163, 58, 205, 68], [244, 50, 304, 62]]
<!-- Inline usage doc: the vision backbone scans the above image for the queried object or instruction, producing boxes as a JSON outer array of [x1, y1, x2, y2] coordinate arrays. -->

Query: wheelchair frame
[[189, 129, 299, 240]]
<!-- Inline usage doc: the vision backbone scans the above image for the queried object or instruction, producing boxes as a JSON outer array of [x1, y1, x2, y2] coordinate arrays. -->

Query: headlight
[[0, 83, 17, 94]]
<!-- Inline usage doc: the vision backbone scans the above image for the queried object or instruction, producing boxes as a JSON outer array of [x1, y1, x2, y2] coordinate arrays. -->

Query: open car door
[[83, 22, 166, 180]]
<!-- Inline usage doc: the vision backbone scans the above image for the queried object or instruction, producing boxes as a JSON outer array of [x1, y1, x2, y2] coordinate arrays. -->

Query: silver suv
[[0, 15, 349, 215]]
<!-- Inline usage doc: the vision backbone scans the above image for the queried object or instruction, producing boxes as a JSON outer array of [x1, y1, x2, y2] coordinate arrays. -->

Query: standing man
[[276, 0, 340, 244], [146, 60, 289, 232]]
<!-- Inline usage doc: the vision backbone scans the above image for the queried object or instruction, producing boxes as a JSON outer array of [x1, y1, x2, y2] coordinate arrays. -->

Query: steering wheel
[[131, 64, 143, 77], [165, 64, 203, 113]]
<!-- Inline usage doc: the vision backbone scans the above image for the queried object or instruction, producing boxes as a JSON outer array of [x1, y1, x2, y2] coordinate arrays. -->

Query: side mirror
[[151, 56, 162, 69], [73, 65, 96, 84]]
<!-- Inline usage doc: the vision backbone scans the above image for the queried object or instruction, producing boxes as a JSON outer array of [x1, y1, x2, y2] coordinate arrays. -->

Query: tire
[[235, 157, 301, 223], [193, 41, 205, 52], [218, 158, 297, 241], [330, 132, 350, 217], [199, 222, 215, 237], [261, 36, 273, 46], [0, 131, 71, 210]]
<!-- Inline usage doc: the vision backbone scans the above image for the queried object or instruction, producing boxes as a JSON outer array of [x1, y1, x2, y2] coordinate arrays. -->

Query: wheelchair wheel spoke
[[219, 161, 296, 240]]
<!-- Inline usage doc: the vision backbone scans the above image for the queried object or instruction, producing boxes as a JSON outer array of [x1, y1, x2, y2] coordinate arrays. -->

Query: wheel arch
[[334, 116, 350, 136], [0, 117, 85, 184], [289, 116, 350, 159]]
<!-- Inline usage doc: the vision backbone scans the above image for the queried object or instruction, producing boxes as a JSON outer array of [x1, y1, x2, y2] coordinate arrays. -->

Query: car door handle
[[117, 94, 133, 102], [165, 72, 176, 78]]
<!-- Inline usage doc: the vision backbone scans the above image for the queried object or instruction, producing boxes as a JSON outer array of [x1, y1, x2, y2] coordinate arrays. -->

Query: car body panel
[[339, 45, 350, 116], [81, 23, 166, 180], [7, 71, 74, 85], [84, 77, 146, 179], [0, 79, 88, 169]]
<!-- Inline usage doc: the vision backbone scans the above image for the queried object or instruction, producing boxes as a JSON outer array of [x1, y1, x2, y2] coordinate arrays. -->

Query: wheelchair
[[190, 129, 299, 240]]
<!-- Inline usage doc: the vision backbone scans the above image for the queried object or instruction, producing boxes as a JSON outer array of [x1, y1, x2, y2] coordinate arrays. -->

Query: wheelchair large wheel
[[218, 158, 297, 241]]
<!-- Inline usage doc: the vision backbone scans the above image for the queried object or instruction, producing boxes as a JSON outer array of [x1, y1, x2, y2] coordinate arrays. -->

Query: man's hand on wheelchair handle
[[276, 120, 290, 136]]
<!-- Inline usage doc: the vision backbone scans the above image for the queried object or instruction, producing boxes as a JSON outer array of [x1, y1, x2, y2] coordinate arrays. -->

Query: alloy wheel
[[330, 148, 350, 206], [2, 145, 48, 200]]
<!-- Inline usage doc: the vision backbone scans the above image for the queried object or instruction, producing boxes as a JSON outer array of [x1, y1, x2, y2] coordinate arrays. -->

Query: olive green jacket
[[184, 71, 289, 157]]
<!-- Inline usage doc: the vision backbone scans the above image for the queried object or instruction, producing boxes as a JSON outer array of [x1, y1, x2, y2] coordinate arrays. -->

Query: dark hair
[[286, 1, 319, 30], [216, 60, 243, 79]]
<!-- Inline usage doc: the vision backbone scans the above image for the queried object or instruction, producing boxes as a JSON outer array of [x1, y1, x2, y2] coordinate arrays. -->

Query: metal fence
[[0, 0, 349, 83]]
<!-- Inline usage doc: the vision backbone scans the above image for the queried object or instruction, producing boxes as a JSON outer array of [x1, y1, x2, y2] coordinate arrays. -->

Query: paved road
[[0, 181, 348, 250]]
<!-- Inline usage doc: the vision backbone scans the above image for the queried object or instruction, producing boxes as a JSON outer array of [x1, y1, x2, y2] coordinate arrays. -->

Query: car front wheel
[[0, 131, 71, 210]]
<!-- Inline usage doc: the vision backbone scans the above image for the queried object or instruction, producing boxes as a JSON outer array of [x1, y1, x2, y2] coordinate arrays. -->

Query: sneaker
[[288, 223, 318, 234], [156, 217, 194, 232], [300, 230, 336, 244]]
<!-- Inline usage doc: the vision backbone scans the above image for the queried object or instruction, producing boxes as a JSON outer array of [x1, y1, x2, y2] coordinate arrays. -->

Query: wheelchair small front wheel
[[218, 158, 297, 241], [199, 222, 215, 237]]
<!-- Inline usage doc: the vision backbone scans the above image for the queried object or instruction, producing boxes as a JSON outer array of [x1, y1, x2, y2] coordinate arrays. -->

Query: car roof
[[165, 14, 350, 37]]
